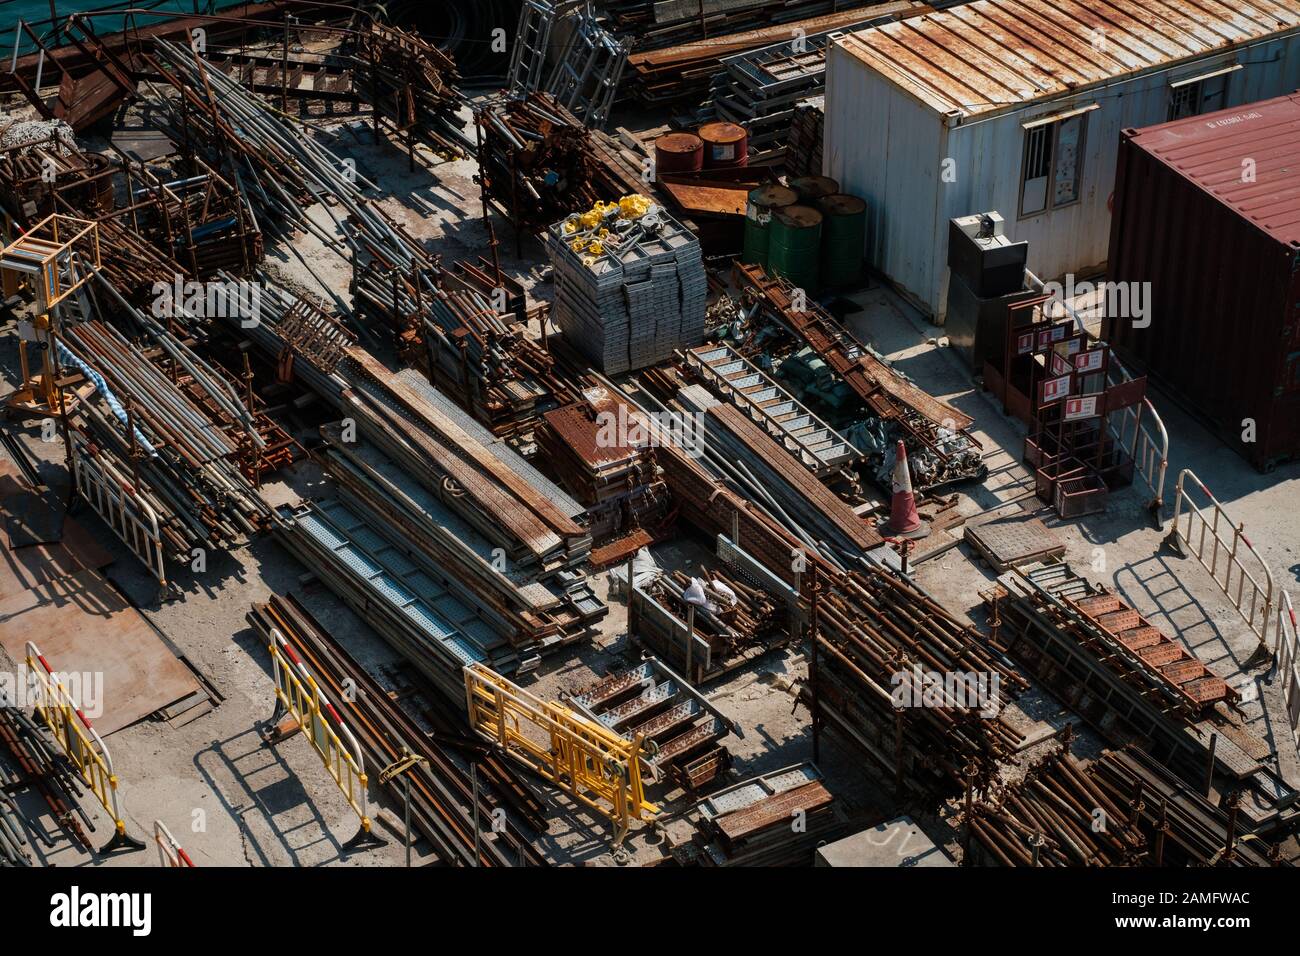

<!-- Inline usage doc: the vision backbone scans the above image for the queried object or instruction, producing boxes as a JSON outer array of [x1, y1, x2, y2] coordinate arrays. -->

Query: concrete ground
[[2, 100, 1296, 868]]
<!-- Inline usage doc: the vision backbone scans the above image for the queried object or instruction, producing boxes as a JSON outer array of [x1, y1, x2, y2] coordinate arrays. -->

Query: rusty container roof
[[836, 0, 1300, 120], [1124, 92, 1300, 247]]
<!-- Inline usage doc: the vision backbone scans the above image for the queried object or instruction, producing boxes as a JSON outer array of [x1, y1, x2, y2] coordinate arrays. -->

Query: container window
[[1168, 74, 1230, 121], [1020, 115, 1087, 217], [1021, 125, 1052, 215]]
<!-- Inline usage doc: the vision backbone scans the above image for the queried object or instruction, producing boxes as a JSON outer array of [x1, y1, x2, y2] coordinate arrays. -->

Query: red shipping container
[[1104, 93, 1300, 472]]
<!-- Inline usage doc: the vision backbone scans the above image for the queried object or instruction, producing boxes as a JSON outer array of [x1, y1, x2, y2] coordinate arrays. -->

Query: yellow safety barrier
[[154, 819, 195, 867], [266, 628, 385, 851], [24, 641, 145, 855], [464, 662, 657, 852]]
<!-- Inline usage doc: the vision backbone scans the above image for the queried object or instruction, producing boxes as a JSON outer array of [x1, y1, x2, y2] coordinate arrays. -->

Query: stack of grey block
[[546, 205, 706, 374]]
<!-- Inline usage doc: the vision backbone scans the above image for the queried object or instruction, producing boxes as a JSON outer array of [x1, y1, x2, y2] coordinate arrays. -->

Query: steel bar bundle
[[249, 595, 547, 867], [809, 567, 1027, 800], [0, 707, 94, 857], [966, 745, 1146, 867], [1089, 747, 1288, 865], [60, 277, 274, 556], [338, 350, 592, 576], [414, 281, 567, 436]]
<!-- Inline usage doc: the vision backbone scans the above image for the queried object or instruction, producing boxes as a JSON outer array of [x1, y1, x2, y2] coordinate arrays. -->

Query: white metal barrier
[[154, 819, 195, 867], [1163, 469, 1275, 651], [70, 431, 168, 595], [24, 641, 145, 854], [1275, 592, 1300, 741], [1104, 356, 1169, 516], [266, 628, 383, 850]]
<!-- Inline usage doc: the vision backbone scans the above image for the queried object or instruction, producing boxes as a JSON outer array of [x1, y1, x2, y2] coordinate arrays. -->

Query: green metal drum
[[817, 193, 867, 289], [741, 184, 798, 268], [788, 175, 839, 204], [768, 205, 823, 293]]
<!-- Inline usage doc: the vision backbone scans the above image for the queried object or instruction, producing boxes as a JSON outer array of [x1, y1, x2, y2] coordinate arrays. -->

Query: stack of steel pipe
[[249, 595, 547, 867], [809, 567, 1027, 799], [58, 276, 273, 555], [966, 745, 1146, 867], [1089, 747, 1284, 867], [0, 707, 94, 857]]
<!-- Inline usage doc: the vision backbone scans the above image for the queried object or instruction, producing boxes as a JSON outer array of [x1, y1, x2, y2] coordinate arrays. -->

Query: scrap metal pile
[[631, 566, 795, 685], [539, 395, 671, 552], [356, 23, 467, 157], [681, 763, 847, 866], [733, 263, 987, 492], [249, 595, 546, 866], [809, 567, 1028, 800], [474, 93, 645, 237]]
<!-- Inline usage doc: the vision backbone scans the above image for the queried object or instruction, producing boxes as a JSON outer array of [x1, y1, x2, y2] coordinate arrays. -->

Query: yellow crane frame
[[463, 663, 658, 849]]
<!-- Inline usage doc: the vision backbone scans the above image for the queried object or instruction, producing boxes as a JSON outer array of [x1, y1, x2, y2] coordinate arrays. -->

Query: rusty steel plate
[[964, 516, 1065, 572], [0, 569, 201, 735], [1075, 594, 1124, 616], [1161, 659, 1208, 685], [1137, 643, 1186, 667], [1182, 676, 1230, 705], [1098, 609, 1142, 633], [1117, 626, 1164, 651]]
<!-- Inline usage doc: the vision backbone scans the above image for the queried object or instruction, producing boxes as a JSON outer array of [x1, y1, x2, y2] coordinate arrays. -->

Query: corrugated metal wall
[[825, 33, 1300, 323]]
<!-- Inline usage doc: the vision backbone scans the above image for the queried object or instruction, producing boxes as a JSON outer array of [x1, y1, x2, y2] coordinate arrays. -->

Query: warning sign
[[1039, 373, 1073, 406], [1063, 394, 1102, 421]]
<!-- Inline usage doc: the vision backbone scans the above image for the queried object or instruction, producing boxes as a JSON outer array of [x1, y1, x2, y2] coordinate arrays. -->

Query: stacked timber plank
[[547, 200, 706, 373], [784, 97, 824, 178]]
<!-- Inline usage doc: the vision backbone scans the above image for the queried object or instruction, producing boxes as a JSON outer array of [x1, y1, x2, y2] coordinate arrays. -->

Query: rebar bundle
[[966, 744, 1146, 867], [809, 567, 1027, 799]]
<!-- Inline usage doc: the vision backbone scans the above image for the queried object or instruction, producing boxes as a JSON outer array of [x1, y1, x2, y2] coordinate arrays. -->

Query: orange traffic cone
[[882, 440, 929, 539]]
